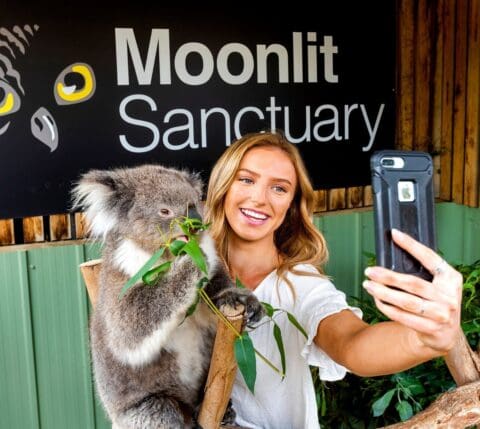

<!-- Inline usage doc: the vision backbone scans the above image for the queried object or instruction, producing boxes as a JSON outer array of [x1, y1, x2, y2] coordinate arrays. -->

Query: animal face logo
[[0, 25, 96, 152]]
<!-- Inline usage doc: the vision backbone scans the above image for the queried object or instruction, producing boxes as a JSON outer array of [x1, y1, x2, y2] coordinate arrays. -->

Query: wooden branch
[[445, 330, 480, 386], [79, 259, 102, 307], [198, 304, 245, 429], [383, 379, 480, 428]]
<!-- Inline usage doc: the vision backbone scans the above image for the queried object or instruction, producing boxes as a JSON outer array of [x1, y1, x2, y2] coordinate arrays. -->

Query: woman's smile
[[224, 146, 297, 244]]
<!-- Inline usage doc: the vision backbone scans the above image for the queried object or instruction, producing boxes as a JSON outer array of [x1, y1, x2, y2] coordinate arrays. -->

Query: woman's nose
[[250, 184, 267, 204]]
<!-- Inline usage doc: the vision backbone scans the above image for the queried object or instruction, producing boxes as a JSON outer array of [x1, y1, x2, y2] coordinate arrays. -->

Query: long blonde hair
[[205, 132, 328, 286]]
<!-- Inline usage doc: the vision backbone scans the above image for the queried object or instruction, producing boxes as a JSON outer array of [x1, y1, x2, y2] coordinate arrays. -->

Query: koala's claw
[[212, 288, 264, 326]]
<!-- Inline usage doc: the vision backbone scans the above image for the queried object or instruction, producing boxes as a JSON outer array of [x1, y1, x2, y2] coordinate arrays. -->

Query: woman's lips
[[240, 208, 269, 224]]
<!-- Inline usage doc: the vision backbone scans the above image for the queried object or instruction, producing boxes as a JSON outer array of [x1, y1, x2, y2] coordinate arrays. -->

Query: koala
[[72, 164, 263, 429]]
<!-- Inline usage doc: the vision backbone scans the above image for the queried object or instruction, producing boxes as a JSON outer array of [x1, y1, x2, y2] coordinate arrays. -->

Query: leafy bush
[[316, 258, 480, 428]]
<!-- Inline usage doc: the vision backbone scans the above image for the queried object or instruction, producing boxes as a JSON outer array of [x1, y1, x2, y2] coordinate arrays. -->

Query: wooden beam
[[313, 190, 327, 213], [346, 187, 363, 209], [439, 0, 456, 201], [397, 0, 415, 150], [464, 0, 480, 207], [0, 219, 14, 245], [327, 188, 346, 211], [452, 0, 468, 204], [22, 216, 44, 243], [414, 0, 434, 152], [49, 214, 71, 241]]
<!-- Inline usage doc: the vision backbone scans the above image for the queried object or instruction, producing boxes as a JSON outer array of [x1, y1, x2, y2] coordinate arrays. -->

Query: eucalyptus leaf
[[169, 239, 186, 256], [273, 322, 286, 379], [142, 261, 172, 285], [234, 332, 256, 394], [182, 238, 207, 274], [236, 277, 246, 289], [185, 291, 200, 318], [286, 311, 308, 339], [119, 246, 166, 298], [262, 301, 275, 318], [372, 388, 395, 417]]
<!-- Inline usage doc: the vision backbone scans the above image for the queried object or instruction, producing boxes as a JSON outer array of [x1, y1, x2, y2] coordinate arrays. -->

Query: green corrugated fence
[[1, 203, 479, 429]]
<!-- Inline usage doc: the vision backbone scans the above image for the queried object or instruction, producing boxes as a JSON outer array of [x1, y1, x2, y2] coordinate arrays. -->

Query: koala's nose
[[187, 204, 202, 221]]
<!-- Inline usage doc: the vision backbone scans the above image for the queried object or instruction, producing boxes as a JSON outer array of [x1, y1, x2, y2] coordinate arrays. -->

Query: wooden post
[[79, 259, 102, 307], [197, 305, 245, 429]]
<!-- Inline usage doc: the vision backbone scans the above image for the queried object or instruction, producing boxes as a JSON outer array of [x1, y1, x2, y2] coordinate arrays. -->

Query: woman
[[205, 132, 463, 429]]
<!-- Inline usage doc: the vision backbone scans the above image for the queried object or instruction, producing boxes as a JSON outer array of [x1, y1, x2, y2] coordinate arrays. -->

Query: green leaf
[[286, 311, 308, 339], [235, 277, 246, 289], [182, 239, 207, 274], [372, 388, 395, 417], [142, 261, 172, 285], [234, 332, 256, 394], [273, 322, 286, 379], [261, 301, 275, 318], [185, 291, 200, 318], [396, 400, 413, 421], [169, 239, 186, 256], [119, 246, 166, 298]]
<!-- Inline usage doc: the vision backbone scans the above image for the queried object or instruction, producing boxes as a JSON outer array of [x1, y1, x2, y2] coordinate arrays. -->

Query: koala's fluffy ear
[[184, 171, 204, 199], [72, 169, 132, 240]]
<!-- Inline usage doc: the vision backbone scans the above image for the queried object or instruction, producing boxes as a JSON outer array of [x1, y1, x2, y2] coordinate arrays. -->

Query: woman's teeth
[[241, 208, 268, 220]]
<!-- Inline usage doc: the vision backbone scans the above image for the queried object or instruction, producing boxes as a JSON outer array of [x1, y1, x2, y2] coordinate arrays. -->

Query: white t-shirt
[[231, 264, 362, 429]]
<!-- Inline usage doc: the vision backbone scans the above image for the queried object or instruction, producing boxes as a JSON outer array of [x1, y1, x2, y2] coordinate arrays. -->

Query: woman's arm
[[314, 229, 463, 377]]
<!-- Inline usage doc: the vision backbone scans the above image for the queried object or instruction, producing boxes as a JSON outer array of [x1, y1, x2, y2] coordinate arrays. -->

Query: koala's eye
[[159, 208, 174, 217]]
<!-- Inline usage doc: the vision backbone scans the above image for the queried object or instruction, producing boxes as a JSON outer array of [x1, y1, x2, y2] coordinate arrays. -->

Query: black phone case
[[370, 150, 436, 280]]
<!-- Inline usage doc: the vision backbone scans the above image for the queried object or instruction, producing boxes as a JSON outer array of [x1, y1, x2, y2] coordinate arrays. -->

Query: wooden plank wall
[[397, 0, 480, 206], [0, 0, 478, 247]]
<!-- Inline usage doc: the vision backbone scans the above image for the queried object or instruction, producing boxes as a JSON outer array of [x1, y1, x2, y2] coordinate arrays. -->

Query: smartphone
[[370, 150, 436, 280]]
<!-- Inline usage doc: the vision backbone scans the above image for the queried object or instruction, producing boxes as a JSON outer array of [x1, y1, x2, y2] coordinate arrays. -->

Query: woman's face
[[224, 146, 297, 245]]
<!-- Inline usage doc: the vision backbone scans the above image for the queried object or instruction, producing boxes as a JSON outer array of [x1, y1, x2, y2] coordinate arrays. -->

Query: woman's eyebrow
[[237, 168, 293, 185]]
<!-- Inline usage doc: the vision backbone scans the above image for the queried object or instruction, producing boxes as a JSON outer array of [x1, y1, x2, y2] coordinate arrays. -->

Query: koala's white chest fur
[[165, 305, 216, 386]]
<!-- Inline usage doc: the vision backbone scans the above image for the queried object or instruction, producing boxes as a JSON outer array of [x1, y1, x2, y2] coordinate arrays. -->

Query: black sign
[[0, 3, 396, 218]]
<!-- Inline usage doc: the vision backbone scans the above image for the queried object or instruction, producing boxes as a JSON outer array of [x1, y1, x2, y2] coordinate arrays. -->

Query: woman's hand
[[363, 229, 464, 354]]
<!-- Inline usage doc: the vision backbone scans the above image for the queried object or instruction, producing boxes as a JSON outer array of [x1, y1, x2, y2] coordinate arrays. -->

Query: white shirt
[[231, 264, 362, 429]]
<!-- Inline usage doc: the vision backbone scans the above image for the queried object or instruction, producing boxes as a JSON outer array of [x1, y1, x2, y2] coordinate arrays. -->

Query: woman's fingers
[[363, 229, 464, 352], [363, 279, 452, 324]]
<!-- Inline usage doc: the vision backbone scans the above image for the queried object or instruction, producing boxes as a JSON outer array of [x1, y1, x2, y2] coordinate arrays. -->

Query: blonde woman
[[205, 132, 463, 429]]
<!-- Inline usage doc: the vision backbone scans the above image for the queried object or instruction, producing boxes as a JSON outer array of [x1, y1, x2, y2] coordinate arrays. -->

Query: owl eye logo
[[0, 24, 97, 152], [0, 80, 21, 117], [54, 63, 96, 105]]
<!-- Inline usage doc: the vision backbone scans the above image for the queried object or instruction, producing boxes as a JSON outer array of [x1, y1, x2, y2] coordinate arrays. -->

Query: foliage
[[317, 257, 480, 428], [120, 216, 307, 394]]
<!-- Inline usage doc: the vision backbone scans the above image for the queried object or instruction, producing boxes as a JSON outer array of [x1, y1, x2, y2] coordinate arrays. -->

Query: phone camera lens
[[381, 158, 395, 167]]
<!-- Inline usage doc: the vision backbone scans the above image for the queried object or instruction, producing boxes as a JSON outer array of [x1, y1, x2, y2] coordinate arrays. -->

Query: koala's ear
[[71, 169, 125, 239], [186, 171, 204, 198]]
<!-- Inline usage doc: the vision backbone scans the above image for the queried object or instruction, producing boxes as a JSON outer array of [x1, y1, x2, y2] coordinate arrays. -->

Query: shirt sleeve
[[296, 277, 363, 381]]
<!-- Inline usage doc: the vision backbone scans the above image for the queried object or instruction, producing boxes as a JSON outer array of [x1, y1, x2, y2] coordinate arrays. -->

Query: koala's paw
[[212, 288, 264, 326], [221, 399, 237, 425]]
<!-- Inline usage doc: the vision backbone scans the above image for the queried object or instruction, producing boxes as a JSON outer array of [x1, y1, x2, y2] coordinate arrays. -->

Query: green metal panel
[[0, 251, 40, 429], [0, 203, 478, 429], [436, 202, 480, 264], [27, 244, 95, 429], [314, 210, 376, 299]]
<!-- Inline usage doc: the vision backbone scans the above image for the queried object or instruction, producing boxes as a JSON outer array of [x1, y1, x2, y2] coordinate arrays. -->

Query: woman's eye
[[239, 177, 253, 184], [0, 81, 21, 116], [54, 62, 96, 105], [273, 185, 287, 193]]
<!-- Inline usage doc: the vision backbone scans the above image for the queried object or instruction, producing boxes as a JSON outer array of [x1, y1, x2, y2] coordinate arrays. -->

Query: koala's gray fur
[[72, 164, 263, 429]]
